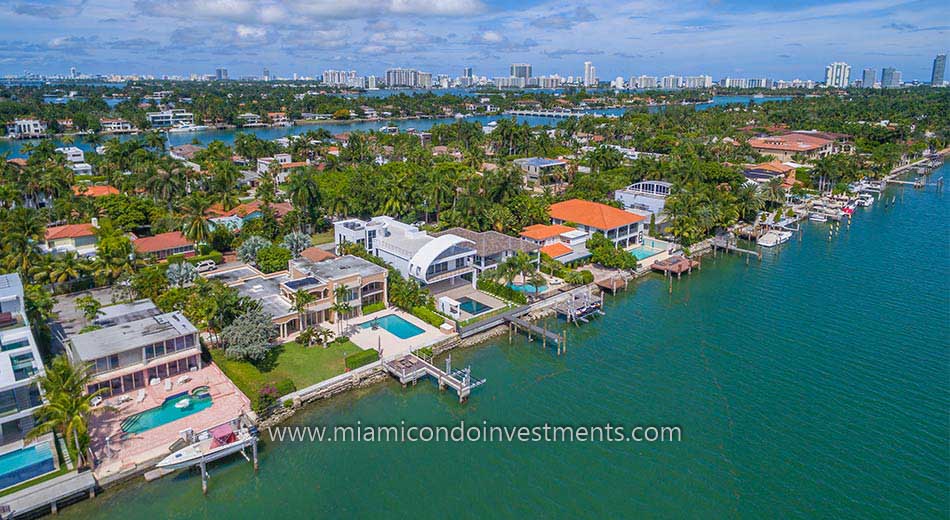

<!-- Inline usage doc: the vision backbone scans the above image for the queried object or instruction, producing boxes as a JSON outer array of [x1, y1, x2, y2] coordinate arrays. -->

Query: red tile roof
[[748, 133, 833, 152], [72, 185, 120, 197], [540, 243, 573, 258], [45, 223, 96, 241], [299, 247, 336, 263], [548, 199, 645, 230], [207, 200, 293, 219], [520, 224, 576, 241], [133, 232, 193, 253]]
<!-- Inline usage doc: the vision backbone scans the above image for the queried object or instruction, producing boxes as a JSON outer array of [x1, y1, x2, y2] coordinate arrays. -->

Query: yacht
[[167, 123, 208, 133], [856, 194, 874, 207], [156, 424, 257, 470], [809, 212, 828, 222], [757, 230, 793, 247]]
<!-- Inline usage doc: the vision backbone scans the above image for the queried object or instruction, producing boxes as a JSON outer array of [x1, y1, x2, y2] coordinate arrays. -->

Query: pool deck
[[341, 309, 451, 358], [88, 364, 252, 483]]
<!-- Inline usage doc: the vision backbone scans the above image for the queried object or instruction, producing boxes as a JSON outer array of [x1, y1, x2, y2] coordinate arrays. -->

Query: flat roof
[[291, 255, 387, 281], [70, 311, 197, 361], [94, 299, 160, 327], [230, 273, 294, 319]]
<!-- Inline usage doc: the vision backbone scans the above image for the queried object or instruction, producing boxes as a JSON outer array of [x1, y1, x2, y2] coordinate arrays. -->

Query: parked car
[[195, 260, 217, 272]]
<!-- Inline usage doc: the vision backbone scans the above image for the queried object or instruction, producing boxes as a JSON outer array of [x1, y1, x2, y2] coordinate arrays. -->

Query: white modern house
[[99, 118, 134, 133], [334, 216, 477, 287], [614, 180, 672, 216], [146, 109, 194, 128], [0, 274, 46, 445], [55, 146, 85, 163], [5, 119, 47, 139]]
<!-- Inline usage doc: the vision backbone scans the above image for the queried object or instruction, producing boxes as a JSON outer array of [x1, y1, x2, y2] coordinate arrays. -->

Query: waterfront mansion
[[0, 274, 46, 445]]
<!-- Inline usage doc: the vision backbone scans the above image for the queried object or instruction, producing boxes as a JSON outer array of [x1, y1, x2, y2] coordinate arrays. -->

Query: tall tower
[[932, 54, 947, 86], [824, 62, 850, 88]]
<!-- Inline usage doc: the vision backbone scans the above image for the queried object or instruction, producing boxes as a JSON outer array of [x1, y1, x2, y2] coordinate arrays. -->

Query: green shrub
[[345, 349, 379, 370], [256, 245, 293, 273], [362, 302, 385, 315], [282, 399, 294, 409], [256, 383, 279, 412], [411, 306, 444, 327], [274, 378, 296, 396], [476, 278, 528, 304], [186, 251, 224, 265]]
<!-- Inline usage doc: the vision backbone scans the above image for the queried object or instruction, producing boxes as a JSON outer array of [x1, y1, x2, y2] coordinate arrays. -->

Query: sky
[[0, 0, 947, 80]]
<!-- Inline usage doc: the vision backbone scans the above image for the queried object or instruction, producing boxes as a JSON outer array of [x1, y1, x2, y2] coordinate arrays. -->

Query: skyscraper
[[862, 68, 876, 88], [583, 61, 596, 87], [881, 67, 902, 88], [510, 63, 532, 79], [463, 67, 473, 78], [931, 54, 947, 86], [262, 68, 270, 81], [215, 68, 228, 81], [824, 62, 850, 88]]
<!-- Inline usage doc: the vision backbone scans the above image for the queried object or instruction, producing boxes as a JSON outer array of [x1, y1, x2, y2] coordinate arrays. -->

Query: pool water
[[508, 283, 548, 294], [458, 297, 492, 315], [629, 246, 661, 260], [0, 443, 56, 490], [121, 392, 213, 434], [361, 314, 425, 339]]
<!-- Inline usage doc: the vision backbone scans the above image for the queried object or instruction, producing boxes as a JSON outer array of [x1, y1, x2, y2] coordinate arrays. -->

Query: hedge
[[411, 306, 444, 327], [345, 349, 380, 370], [362, 302, 385, 315], [476, 279, 528, 304], [186, 251, 224, 265]]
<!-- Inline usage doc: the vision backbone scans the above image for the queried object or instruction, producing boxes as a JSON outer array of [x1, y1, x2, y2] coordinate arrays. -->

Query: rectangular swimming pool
[[629, 246, 661, 261], [360, 314, 425, 339], [0, 443, 56, 490], [121, 390, 213, 434], [458, 297, 492, 315]]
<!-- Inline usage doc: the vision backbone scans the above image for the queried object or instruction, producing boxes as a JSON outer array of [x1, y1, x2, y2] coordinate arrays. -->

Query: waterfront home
[[132, 231, 195, 260], [237, 113, 263, 126], [548, 199, 646, 248], [169, 144, 204, 162], [614, 180, 672, 216], [267, 112, 290, 125], [43, 222, 98, 257], [67, 300, 201, 397], [432, 227, 539, 275], [205, 255, 388, 340], [520, 224, 591, 263], [0, 274, 46, 445], [146, 109, 194, 128], [68, 162, 93, 176], [743, 161, 796, 182], [513, 157, 568, 186], [748, 132, 835, 161], [207, 200, 294, 231], [5, 119, 47, 139], [99, 118, 134, 133], [334, 216, 476, 287], [55, 146, 85, 163], [72, 184, 119, 198]]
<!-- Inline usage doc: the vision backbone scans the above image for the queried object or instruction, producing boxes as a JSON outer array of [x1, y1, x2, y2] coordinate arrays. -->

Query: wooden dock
[[712, 236, 761, 258], [505, 316, 567, 354], [0, 470, 97, 519], [383, 353, 485, 403]]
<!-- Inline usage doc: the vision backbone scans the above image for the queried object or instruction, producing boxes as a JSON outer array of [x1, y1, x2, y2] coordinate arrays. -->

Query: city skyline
[[0, 0, 947, 80]]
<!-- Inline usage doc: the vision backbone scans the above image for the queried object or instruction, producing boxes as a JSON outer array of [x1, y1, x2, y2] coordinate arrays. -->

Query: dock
[[0, 470, 97, 519], [505, 316, 567, 354], [383, 353, 485, 403], [652, 255, 700, 278], [552, 287, 605, 326], [712, 235, 761, 259]]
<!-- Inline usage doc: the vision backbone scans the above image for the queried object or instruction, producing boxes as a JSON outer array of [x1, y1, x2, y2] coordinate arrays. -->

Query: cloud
[[531, 6, 598, 29], [12, 0, 87, 19], [881, 22, 950, 32], [543, 49, 604, 59]]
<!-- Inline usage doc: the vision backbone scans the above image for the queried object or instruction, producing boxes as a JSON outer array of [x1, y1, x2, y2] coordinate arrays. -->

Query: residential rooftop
[[70, 311, 198, 361], [432, 227, 539, 257]]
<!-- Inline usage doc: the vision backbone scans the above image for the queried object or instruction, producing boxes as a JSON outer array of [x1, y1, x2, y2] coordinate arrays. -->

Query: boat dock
[[712, 234, 761, 259], [505, 316, 567, 354], [552, 287, 605, 326], [383, 353, 486, 403], [0, 470, 97, 519]]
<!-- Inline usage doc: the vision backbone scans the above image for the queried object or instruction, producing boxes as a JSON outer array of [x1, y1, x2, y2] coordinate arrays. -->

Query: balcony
[[425, 265, 475, 284], [0, 312, 26, 333]]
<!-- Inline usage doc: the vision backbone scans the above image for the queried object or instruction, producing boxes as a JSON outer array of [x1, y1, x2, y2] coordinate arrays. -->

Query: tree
[[237, 235, 271, 264], [180, 193, 212, 246], [332, 285, 352, 336], [166, 261, 198, 287], [1, 207, 44, 274], [221, 307, 277, 362], [74, 295, 102, 325], [28, 356, 109, 467], [282, 231, 312, 258], [256, 245, 293, 273], [332, 109, 350, 120], [292, 289, 315, 331]]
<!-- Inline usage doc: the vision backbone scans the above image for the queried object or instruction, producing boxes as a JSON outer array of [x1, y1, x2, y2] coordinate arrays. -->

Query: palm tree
[[285, 169, 322, 230], [332, 285, 352, 336], [1, 207, 44, 274], [27, 356, 110, 467], [292, 289, 316, 332], [146, 160, 187, 210], [144, 130, 166, 152], [31, 252, 89, 285], [181, 193, 212, 246]]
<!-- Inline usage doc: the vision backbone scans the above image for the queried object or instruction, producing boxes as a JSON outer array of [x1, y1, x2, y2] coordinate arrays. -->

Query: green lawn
[[211, 340, 363, 406], [311, 230, 334, 245]]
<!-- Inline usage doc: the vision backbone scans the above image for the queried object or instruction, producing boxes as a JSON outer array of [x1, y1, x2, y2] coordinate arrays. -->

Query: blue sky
[[0, 0, 946, 80]]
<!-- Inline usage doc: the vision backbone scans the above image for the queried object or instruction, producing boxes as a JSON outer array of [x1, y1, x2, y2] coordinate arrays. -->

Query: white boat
[[156, 424, 255, 470], [167, 123, 209, 133], [809, 213, 828, 222], [856, 194, 874, 207], [757, 230, 793, 247]]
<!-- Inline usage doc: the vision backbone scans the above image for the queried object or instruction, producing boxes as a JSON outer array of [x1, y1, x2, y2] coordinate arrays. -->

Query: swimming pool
[[629, 246, 662, 260], [458, 297, 492, 315], [360, 314, 425, 339], [508, 283, 548, 294], [121, 391, 213, 434], [0, 443, 56, 490]]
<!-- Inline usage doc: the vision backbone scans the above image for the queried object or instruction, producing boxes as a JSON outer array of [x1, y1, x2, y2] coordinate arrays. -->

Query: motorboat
[[757, 230, 793, 247], [167, 123, 209, 133], [856, 194, 874, 207], [809, 213, 828, 222], [156, 424, 256, 470]]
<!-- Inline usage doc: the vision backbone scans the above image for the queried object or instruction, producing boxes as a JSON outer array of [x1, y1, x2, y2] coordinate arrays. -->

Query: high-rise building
[[824, 62, 850, 88], [583, 61, 597, 87], [881, 67, 902, 88], [262, 68, 270, 81], [931, 54, 947, 86], [683, 75, 713, 89], [463, 67, 473, 78], [367, 75, 378, 89], [510, 63, 532, 79], [322, 70, 358, 87], [215, 68, 228, 81], [636, 75, 657, 89], [862, 68, 876, 88], [417, 72, 433, 88], [69, 67, 77, 79], [386, 68, 419, 88]]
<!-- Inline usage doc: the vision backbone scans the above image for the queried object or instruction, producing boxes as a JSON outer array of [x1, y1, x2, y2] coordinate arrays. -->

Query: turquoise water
[[64, 164, 948, 518], [629, 245, 662, 260], [121, 392, 213, 434], [458, 297, 492, 315], [508, 282, 548, 293], [361, 314, 425, 339], [0, 96, 788, 158], [0, 443, 55, 489]]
